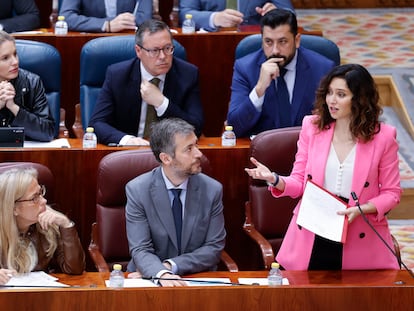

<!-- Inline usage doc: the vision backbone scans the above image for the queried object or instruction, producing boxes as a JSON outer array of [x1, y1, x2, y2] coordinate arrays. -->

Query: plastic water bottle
[[82, 127, 97, 148], [221, 125, 236, 146], [182, 14, 195, 34], [54, 16, 68, 35], [268, 262, 283, 286], [109, 264, 125, 288]]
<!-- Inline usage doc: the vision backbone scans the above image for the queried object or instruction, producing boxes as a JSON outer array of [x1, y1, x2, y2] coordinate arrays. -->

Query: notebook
[[0, 127, 24, 147]]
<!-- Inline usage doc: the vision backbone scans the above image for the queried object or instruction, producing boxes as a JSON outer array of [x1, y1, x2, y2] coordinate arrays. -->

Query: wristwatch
[[266, 172, 279, 187]]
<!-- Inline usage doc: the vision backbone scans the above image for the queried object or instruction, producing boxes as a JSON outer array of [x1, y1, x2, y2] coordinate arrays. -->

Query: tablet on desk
[[0, 127, 24, 148]]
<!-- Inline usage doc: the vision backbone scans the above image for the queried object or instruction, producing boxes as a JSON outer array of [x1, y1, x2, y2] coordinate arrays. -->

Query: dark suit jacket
[[0, 0, 40, 32], [227, 47, 335, 137], [125, 167, 226, 277], [88, 57, 204, 144], [59, 0, 152, 32]]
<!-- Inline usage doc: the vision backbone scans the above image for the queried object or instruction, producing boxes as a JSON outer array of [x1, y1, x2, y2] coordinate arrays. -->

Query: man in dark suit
[[88, 19, 203, 145], [227, 9, 335, 138], [59, 0, 152, 33], [0, 0, 40, 33], [126, 118, 226, 287]]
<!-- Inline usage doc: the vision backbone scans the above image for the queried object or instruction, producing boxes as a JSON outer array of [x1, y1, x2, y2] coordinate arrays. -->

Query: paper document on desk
[[105, 279, 157, 287], [185, 278, 232, 286], [24, 138, 71, 148], [297, 180, 348, 243], [238, 278, 289, 285], [5, 271, 69, 288]]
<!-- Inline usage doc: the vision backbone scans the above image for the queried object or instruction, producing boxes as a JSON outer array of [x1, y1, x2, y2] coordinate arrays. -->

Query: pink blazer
[[273, 115, 401, 270]]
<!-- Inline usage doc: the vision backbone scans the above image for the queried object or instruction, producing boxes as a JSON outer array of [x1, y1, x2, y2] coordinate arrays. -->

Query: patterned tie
[[276, 68, 291, 127], [143, 77, 160, 138], [171, 189, 183, 253], [226, 0, 238, 10]]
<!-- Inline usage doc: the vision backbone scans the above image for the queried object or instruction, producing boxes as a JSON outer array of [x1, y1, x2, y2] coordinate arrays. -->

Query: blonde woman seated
[[0, 168, 85, 285]]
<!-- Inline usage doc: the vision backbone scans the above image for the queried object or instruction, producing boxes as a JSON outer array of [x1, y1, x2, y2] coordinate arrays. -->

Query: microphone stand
[[351, 192, 414, 279]]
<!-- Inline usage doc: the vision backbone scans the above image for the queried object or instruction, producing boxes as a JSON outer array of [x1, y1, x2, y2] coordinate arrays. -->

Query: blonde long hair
[[0, 168, 59, 273]]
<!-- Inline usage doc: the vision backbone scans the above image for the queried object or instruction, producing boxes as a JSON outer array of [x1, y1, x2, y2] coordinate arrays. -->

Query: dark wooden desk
[[13, 28, 321, 137], [1, 271, 413, 310], [0, 138, 258, 270]]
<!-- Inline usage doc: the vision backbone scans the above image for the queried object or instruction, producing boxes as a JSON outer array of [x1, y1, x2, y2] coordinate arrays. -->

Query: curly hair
[[312, 64, 382, 142]]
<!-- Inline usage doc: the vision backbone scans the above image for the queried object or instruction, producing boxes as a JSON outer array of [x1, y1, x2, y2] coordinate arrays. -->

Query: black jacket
[[0, 69, 55, 141]]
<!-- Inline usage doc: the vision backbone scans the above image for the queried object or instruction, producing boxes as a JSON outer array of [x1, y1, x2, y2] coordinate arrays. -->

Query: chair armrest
[[220, 250, 239, 272], [58, 108, 69, 138], [88, 222, 110, 272], [243, 201, 275, 270], [391, 234, 402, 269], [72, 103, 84, 139]]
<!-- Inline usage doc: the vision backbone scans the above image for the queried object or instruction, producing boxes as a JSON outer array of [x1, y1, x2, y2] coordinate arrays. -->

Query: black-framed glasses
[[137, 44, 174, 58], [15, 185, 46, 204]]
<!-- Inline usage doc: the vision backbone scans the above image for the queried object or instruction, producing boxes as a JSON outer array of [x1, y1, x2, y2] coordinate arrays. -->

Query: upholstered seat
[[243, 127, 301, 270], [235, 33, 341, 65], [15, 40, 62, 138], [89, 149, 238, 272]]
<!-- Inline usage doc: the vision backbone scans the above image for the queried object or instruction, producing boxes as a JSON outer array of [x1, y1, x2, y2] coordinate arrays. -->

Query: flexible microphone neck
[[351, 191, 414, 279], [142, 276, 244, 286]]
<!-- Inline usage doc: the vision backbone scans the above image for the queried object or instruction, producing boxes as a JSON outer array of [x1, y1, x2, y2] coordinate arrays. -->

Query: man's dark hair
[[150, 118, 195, 162], [260, 9, 298, 36], [135, 19, 172, 46]]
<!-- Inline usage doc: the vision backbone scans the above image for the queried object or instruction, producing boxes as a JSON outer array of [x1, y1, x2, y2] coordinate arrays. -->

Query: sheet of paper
[[24, 138, 71, 148], [105, 278, 157, 288], [297, 180, 348, 243], [238, 278, 289, 285], [5, 271, 69, 288]]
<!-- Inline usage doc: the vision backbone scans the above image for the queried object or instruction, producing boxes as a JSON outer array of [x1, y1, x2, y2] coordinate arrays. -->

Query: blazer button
[[359, 233, 365, 239]]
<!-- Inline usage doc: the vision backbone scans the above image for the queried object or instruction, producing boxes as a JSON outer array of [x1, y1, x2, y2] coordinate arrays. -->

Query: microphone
[[142, 276, 244, 286], [351, 191, 414, 278]]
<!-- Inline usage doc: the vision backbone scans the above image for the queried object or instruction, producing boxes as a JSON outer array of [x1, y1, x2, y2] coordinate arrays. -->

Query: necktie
[[226, 0, 238, 10], [143, 77, 160, 138], [171, 189, 183, 253], [276, 68, 291, 127]]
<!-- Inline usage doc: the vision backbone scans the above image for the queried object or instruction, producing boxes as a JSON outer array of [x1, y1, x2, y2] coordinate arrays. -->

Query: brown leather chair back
[[94, 149, 211, 270], [0, 162, 55, 203], [245, 127, 301, 267]]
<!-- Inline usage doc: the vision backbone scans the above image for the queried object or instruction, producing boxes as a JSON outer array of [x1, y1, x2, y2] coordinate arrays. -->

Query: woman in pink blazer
[[246, 64, 402, 270]]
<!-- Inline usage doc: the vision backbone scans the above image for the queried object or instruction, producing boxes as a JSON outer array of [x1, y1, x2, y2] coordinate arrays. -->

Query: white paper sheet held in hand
[[296, 180, 348, 243]]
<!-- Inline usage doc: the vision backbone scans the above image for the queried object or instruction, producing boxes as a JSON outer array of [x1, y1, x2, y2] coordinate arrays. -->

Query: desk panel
[[0, 138, 258, 270], [1, 271, 413, 311]]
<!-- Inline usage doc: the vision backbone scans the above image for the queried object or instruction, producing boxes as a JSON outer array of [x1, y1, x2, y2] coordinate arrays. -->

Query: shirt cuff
[[155, 97, 168, 116], [249, 88, 264, 111]]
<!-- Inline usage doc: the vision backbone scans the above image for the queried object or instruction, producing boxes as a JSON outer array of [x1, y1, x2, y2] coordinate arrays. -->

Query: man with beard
[[125, 118, 226, 287], [227, 9, 335, 138], [88, 19, 203, 146]]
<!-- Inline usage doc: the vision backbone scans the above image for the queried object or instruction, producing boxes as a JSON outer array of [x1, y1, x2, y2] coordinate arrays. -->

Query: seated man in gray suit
[[59, 0, 153, 32], [126, 118, 226, 287]]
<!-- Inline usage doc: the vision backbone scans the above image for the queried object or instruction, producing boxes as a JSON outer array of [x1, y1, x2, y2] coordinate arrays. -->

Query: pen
[[133, 1, 140, 16], [107, 143, 147, 147]]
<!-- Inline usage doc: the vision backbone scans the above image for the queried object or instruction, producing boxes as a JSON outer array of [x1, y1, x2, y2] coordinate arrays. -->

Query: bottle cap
[[185, 14, 193, 19], [225, 125, 233, 131], [271, 262, 280, 269], [113, 264, 122, 271], [86, 127, 94, 133], [57, 15, 65, 21]]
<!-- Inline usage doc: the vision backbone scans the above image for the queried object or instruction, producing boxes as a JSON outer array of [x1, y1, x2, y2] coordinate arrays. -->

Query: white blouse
[[324, 143, 356, 199]]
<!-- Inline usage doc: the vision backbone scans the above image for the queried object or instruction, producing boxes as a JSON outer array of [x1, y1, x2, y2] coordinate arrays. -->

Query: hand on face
[[255, 57, 284, 97], [38, 205, 71, 230]]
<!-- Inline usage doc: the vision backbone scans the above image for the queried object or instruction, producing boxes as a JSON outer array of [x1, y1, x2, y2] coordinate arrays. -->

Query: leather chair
[[235, 33, 341, 65], [0, 162, 55, 204], [15, 40, 62, 138], [243, 127, 301, 270], [89, 149, 238, 272], [74, 35, 187, 137]]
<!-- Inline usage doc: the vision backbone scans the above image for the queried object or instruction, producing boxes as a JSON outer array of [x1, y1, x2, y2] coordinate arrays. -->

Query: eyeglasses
[[15, 185, 46, 204], [137, 44, 174, 58]]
